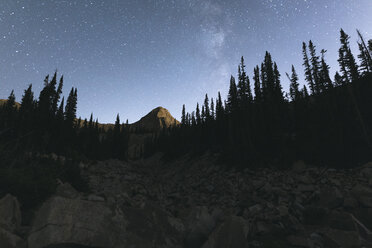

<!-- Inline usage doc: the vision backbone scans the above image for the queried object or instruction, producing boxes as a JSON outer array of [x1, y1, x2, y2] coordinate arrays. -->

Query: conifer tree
[[334, 72, 343, 86], [5, 90, 16, 111], [253, 66, 261, 103], [196, 103, 201, 125], [191, 111, 196, 126], [358, 43, 371, 74], [216, 92, 223, 120], [204, 94, 210, 120], [227, 76, 238, 113], [65, 87, 77, 126], [52, 76, 63, 114], [273, 62, 283, 101], [56, 97, 64, 121], [357, 30, 372, 74], [302, 42, 315, 94], [210, 98, 215, 120], [186, 113, 190, 126], [181, 104, 186, 126], [201, 105, 205, 123], [114, 114, 120, 133], [338, 29, 359, 82], [302, 85, 309, 98], [237, 56, 248, 105], [20, 84, 34, 115], [308, 40, 321, 94], [89, 113, 94, 129], [320, 50, 333, 90], [289, 65, 300, 101]]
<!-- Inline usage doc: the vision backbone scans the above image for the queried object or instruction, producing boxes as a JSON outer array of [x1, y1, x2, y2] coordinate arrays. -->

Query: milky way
[[1, 0, 371, 122]]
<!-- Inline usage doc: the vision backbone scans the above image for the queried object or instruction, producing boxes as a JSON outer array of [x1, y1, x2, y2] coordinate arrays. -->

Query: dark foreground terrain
[[1, 153, 372, 248]]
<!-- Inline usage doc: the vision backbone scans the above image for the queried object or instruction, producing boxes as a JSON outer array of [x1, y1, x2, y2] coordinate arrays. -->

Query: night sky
[[1, 0, 371, 123]]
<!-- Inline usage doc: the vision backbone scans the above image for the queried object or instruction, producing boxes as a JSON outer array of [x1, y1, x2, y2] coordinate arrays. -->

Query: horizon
[[1, 0, 372, 123]]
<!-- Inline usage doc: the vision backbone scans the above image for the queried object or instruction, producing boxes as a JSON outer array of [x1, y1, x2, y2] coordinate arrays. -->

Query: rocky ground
[[1, 153, 372, 247]]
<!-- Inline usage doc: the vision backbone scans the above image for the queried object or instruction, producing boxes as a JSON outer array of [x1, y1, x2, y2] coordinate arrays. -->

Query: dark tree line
[[0, 72, 129, 161], [149, 29, 372, 168]]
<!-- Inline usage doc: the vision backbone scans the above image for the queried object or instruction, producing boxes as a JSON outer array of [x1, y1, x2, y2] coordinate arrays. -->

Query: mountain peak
[[132, 106, 179, 132]]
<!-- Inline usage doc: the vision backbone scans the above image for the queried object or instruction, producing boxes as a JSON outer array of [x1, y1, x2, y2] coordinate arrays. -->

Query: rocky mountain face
[[2, 155, 372, 247], [127, 107, 179, 158], [130, 107, 180, 132]]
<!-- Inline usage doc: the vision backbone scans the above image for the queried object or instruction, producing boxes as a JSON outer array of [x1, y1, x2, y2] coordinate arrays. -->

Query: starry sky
[[1, 0, 372, 123]]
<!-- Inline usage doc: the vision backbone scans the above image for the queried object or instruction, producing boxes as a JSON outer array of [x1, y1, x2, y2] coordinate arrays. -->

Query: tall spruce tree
[[196, 103, 201, 125], [253, 65, 261, 103], [216, 92, 223, 120], [338, 29, 359, 82], [20, 84, 34, 115], [210, 98, 215, 120], [181, 104, 186, 126], [302, 42, 315, 94], [65, 87, 77, 126], [204, 94, 210, 120], [357, 30, 372, 74], [227, 76, 238, 113], [320, 49, 333, 90], [308, 40, 322, 94], [289, 65, 300, 101]]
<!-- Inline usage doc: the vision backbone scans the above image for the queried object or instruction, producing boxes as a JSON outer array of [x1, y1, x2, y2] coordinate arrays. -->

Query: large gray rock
[[0, 194, 21, 233], [184, 206, 219, 248], [0, 227, 26, 248], [28, 196, 125, 248], [201, 216, 249, 248]]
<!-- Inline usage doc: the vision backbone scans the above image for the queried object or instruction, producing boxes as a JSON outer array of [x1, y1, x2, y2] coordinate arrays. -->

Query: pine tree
[[369, 40, 372, 53], [5, 90, 16, 111], [65, 87, 77, 126], [320, 49, 333, 90], [302, 85, 309, 98], [56, 97, 64, 121], [334, 72, 343, 86], [216, 92, 224, 120], [357, 30, 372, 74], [308, 40, 322, 94], [20, 84, 34, 115], [196, 103, 201, 125], [289, 65, 300, 101], [338, 29, 359, 82], [358, 42, 371, 74], [191, 111, 196, 126], [204, 94, 210, 120], [185, 113, 190, 126], [201, 105, 205, 123], [237, 56, 248, 105], [273, 62, 283, 101], [302, 42, 315, 94], [52, 76, 63, 114], [210, 98, 215, 120], [253, 66, 261, 103], [89, 113, 94, 129], [181, 104, 186, 126], [114, 114, 120, 133], [227, 75, 238, 113]]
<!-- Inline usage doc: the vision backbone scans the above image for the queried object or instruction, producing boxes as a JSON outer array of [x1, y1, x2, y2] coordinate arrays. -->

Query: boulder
[[316, 186, 343, 209], [28, 196, 125, 248], [184, 206, 217, 248], [0, 227, 26, 248], [322, 229, 361, 248], [352, 184, 372, 208], [202, 216, 249, 248], [0, 194, 22, 233]]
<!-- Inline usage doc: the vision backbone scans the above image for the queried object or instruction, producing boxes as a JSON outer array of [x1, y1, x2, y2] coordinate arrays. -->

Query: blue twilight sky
[[0, 0, 371, 123]]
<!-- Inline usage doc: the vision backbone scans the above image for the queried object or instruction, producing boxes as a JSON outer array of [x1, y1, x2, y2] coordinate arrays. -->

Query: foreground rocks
[[2, 155, 372, 247]]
